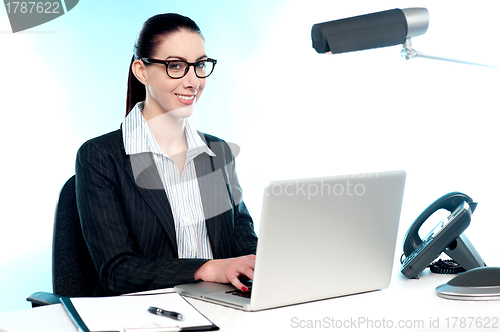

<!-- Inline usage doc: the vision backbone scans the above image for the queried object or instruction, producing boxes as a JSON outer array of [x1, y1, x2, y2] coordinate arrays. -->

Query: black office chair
[[26, 175, 99, 307]]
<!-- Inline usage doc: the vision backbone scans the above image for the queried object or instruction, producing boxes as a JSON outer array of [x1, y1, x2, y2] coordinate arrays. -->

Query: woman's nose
[[183, 66, 201, 90]]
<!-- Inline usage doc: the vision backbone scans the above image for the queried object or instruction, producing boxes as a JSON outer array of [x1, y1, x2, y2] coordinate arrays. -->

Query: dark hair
[[126, 13, 202, 116]]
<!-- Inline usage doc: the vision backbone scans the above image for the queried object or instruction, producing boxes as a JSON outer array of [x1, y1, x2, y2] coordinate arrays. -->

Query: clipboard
[[60, 292, 218, 332]]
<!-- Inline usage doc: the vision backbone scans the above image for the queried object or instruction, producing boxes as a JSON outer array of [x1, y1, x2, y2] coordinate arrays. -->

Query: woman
[[76, 13, 257, 296]]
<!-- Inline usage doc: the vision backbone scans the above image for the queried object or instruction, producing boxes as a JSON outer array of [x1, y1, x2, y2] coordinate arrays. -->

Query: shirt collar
[[184, 120, 216, 161], [122, 102, 215, 159], [122, 102, 148, 155]]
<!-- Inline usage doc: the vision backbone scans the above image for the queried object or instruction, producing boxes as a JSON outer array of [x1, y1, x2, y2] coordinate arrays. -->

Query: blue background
[[1, 0, 499, 314]]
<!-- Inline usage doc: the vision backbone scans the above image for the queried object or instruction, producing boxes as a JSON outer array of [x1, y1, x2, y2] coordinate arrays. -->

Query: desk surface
[[1, 264, 499, 332]]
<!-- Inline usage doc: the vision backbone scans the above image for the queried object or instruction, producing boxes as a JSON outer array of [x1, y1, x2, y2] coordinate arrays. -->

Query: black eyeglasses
[[140, 58, 217, 79]]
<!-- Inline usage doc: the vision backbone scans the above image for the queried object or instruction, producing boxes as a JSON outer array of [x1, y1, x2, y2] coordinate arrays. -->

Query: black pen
[[148, 307, 185, 321]]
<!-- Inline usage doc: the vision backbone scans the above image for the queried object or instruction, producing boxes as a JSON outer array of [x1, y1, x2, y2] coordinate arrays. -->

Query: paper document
[[68, 292, 217, 331]]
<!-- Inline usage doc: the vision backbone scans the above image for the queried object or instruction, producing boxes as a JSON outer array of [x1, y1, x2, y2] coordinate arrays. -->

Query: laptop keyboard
[[226, 288, 252, 298]]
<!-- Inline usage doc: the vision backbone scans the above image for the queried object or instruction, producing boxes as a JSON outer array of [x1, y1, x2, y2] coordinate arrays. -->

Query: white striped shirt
[[122, 102, 215, 259]]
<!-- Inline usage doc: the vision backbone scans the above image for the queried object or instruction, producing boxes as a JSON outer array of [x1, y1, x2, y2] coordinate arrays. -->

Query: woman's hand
[[194, 254, 256, 292]]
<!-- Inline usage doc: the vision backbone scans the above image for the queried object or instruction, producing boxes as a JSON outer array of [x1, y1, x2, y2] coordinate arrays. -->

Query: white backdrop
[[1, 0, 499, 313]]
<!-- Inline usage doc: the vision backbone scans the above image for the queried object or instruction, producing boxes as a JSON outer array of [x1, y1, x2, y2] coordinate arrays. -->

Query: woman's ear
[[132, 59, 148, 86]]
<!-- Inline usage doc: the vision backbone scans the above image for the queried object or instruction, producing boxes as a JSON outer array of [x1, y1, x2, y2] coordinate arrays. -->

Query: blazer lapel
[[124, 152, 178, 254]]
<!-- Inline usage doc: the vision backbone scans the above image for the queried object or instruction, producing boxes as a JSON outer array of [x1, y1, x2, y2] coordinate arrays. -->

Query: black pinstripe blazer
[[75, 128, 258, 296]]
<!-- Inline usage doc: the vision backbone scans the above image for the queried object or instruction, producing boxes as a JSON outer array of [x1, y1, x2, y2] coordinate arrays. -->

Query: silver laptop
[[175, 170, 406, 311]]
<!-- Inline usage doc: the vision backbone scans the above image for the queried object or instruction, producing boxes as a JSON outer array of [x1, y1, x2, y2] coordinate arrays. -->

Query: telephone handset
[[401, 192, 486, 279]]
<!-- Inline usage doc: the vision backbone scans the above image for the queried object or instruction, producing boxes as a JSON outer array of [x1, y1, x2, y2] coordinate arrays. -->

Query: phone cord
[[428, 259, 465, 274]]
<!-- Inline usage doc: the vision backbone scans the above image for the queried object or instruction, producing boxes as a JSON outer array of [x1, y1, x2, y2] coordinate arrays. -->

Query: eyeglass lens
[[167, 60, 214, 78]]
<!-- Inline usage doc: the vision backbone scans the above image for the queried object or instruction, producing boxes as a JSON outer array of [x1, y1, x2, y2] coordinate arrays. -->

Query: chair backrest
[[52, 175, 99, 297]]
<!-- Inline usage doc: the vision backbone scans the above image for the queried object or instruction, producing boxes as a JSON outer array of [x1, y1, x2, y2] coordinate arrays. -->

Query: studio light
[[311, 8, 499, 69], [311, 8, 428, 55]]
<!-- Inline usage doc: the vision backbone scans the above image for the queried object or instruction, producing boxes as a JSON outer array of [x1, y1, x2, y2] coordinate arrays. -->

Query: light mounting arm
[[401, 38, 499, 69]]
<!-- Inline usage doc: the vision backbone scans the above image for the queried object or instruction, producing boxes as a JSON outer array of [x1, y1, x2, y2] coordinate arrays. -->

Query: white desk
[[1, 264, 499, 332]]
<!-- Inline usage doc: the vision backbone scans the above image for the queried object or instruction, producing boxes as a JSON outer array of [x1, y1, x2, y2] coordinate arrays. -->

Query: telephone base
[[445, 233, 485, 271]]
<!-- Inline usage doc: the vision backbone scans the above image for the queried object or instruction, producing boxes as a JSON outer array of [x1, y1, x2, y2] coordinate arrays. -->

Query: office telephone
[[400, 192, 486, 279]]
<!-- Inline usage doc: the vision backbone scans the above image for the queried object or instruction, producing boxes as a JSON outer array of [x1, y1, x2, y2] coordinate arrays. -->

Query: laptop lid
[[175, 170, 406, 311]]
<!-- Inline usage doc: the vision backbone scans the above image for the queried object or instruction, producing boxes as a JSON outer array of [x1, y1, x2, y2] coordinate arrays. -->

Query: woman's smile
[[176, 93, 196, 104]]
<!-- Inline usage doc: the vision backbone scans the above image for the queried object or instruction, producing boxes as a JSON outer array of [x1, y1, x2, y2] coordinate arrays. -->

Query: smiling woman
[[126, 14, 207, 117], [132, 31, 209, 125], [75, 13, 258, 296]]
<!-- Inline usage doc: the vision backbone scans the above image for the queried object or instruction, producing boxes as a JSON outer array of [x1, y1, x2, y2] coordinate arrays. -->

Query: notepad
[[62, 292, 218, 332]]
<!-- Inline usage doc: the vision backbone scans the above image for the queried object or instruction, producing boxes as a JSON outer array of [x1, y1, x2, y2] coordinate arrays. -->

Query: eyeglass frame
[[140, 57, 217, 79]]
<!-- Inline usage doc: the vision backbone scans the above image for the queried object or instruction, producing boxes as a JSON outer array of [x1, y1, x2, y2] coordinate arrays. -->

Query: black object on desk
[[148, 307, 185, 321], [60, 297, 90, 332]]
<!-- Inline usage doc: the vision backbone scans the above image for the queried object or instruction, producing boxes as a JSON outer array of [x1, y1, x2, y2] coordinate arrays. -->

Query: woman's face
[[140, 30, 207, 119]]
